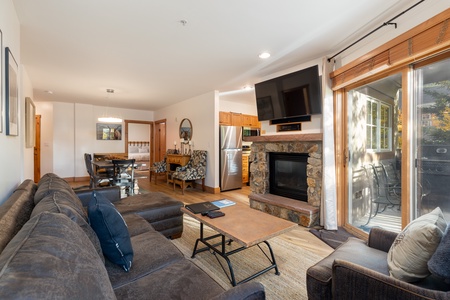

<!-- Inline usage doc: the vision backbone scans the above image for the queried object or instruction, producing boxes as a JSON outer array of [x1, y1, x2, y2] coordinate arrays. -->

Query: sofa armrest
[[332, 259, 449, 299], [211, 282, 265, 300], [75, 186, 121, 207], [367, 227, 398, 252]]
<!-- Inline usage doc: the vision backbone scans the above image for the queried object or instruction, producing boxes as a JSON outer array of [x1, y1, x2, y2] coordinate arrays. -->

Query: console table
[[166, 154, 191, 184]]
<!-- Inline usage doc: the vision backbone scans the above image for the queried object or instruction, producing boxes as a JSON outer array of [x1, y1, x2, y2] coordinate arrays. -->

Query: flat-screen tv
[[255, 65, 322, 121]]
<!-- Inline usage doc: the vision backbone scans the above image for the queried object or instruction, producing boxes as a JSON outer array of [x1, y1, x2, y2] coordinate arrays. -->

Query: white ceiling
[[12, 0, 417, 111]]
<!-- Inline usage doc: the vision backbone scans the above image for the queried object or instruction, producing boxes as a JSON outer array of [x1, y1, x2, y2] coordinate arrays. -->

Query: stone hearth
[[245, 133, 322, 227]]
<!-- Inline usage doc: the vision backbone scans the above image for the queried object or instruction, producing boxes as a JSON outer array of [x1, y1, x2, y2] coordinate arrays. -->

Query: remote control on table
[[207, 211, 225, 218]]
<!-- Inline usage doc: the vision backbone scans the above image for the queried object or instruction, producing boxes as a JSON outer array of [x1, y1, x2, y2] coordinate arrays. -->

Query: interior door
[[155, 120, 166, 162], [34, 115, 41, 182]]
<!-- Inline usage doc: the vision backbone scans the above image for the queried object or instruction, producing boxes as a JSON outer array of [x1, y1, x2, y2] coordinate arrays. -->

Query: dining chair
[[84, 153, 112, 188], [112, 159, 136, 196]]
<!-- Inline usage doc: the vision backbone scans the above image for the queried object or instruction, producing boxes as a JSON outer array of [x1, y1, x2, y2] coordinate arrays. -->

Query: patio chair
[[363, 164, 397, 225], [379, 162, 401, 206], [172, 150, 207, 194]]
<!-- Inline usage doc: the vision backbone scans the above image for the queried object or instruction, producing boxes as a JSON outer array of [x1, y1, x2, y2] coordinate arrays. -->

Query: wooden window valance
[[331, 8, 450, 90]]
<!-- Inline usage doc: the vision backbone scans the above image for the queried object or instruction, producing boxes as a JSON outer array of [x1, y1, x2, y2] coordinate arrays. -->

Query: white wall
[[35, 101, 154, 179], [0, 0, 24, 204], [22, 67, 34, 180], [129, 123, 150, 141], [219, 90, 257, 115], [155, 91, 218, 189]]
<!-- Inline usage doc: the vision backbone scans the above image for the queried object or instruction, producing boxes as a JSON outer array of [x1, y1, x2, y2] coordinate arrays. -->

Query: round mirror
[[179, 118, 193, 141]]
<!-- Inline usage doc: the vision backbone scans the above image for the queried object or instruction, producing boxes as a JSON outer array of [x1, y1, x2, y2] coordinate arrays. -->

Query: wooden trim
[[330, 9, 450, 90], [400, 66, 411, 229], [124, 119, 154, 165], [331, 8, 450, 78], [334, 90, 346, 227], [243, 133, 322, 143]]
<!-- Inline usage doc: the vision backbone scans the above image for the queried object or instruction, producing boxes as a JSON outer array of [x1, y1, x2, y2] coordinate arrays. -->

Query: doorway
[[124, 120, 154, 173], [346, 72, 403, 233]]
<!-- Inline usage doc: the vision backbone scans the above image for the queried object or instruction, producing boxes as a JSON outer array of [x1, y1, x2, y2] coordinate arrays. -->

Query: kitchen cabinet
[[242, 154, 249, 184], [231, 113, 242, 126], [248, 115, 260, 128], [219, 111, 232, 125], [219, 111, 260, 128], [242, 114, 253, 127]]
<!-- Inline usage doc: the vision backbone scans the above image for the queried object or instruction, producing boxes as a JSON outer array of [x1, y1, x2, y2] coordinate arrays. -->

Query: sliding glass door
[[414, 56, 450, 220]]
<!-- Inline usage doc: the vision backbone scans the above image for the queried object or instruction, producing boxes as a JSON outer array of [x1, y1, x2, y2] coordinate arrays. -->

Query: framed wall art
[[96, 123, 122, 140], [25, 97, 36, 148], [5, 47, 18, 136]]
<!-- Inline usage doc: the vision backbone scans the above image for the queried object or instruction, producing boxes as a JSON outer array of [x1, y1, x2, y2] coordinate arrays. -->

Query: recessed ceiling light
[[242, 85, 254, 91], [259, 52, 271, 59], [45, 90, 53, 94]]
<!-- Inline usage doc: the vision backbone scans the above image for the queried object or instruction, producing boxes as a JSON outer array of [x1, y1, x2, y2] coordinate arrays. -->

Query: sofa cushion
[[387, 207, 447, 282], [31, 191, 105, 262], [113, 192, 183, 223], [106, 227, 184, 289], [0, 212, 116, 299], [88, 191, 133, 272], [0, 179, 36, 253], [122, 213, 153, 237], [113, 259, 225, 300], [306, 237, 389, 300], [428, 223, 450, 282], [34, 173, 85, 216]]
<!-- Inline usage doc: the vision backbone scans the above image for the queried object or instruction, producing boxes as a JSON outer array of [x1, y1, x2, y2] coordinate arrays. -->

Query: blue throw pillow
[[428, 223, 450, 282], [88, 191, 133, 272]]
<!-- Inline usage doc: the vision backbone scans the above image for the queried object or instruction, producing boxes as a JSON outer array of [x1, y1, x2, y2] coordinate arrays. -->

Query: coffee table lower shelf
[[191, 223, 279, 287]]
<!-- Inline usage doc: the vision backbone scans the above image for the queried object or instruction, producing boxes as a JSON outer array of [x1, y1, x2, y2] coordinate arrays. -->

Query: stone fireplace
[[246, 133, 322, 227]]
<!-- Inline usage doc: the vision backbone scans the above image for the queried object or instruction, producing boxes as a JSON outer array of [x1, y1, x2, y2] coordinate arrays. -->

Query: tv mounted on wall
[[255, 65, 322, 122]]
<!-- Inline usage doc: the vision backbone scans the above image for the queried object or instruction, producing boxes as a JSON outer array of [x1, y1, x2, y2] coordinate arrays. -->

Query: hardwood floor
[[72, 175, 334, 258]]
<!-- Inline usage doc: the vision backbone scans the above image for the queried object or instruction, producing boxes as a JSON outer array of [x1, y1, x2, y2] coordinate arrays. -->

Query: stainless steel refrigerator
[[220, 125, 242, 191]]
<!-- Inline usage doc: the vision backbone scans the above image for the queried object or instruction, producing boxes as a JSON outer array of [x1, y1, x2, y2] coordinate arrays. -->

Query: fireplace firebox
[[269, 152, 308, 201]]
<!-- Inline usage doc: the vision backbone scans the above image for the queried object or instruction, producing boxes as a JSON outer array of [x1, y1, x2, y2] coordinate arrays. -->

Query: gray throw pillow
[[387, 207, 447, 282], [428, 223, 450, 282]]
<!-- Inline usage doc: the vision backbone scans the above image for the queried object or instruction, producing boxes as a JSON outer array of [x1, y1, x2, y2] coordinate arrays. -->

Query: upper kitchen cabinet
[[219, 111, 232, 125], [231, 113, 242, 126], [219, 111, 260, 128], [242, 115, 260, 128]]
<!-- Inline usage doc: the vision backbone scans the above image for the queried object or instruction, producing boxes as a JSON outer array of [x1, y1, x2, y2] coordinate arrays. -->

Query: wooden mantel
[[243, 133, 322, 143]]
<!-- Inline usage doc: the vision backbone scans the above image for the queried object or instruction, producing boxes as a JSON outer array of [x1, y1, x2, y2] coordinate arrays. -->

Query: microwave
[[243, 127, 260, 137]]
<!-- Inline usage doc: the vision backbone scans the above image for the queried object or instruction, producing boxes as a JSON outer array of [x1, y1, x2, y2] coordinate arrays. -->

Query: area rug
[[171, 215, 324, 300], [309, 227, 355, 249]]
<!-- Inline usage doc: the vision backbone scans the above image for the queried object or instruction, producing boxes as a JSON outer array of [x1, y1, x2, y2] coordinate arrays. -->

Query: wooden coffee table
[[181, 202, 297, 286]]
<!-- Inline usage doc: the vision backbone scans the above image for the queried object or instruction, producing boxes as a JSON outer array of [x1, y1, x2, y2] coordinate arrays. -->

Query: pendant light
[[98, 89, 122, 123]]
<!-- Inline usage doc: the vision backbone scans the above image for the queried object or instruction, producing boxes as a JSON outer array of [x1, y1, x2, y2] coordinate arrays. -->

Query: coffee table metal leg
[[190, 222, 280, 286]]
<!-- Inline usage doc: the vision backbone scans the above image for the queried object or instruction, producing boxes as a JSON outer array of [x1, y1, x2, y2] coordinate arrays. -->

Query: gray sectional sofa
[[0, 173, 265, 299]]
